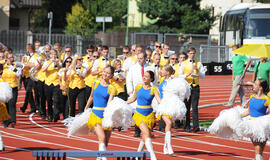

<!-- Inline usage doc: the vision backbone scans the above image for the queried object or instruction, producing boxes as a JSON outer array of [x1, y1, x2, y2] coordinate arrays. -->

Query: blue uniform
[[158, 79, 167, 99], [249, 94, 270, 118]]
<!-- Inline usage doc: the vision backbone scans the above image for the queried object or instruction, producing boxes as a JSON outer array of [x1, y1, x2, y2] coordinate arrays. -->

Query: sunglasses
[[77, 58, 83, 61], [66, 61, 72, 63], [87, 50, 94, 52], [155, 45, 161, 48], [93, 56, 98, 58], [123, 52, 129, 54], [171, 58, 177, 60], [65, 50, 71, 52]]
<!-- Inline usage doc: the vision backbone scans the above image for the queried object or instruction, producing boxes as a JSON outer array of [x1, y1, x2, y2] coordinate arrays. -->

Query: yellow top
[[69, 67, 86, 89], [84, 61, 97, 87], [135, 83, 159, 95], [0, 59, 5, 64], [172, 63, 180, 77], [160, 53, 169, 67], [110, 71, 126, 95], [96, 57, 113, 74], [22, 53, 38, 78], [83, 54, 91, 63], [183, 60, 200, 87], [2, 63, 18, 88], [44, 60, 60, 86], [37, 68, 46, 82], [59, 68, 69, 87]]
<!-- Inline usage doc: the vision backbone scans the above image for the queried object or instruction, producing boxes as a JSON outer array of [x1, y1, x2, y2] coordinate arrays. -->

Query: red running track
[[2, 74, 270, 160]]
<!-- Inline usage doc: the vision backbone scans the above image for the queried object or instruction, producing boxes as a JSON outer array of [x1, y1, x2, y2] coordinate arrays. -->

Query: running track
[[2, 74, 270, 160]]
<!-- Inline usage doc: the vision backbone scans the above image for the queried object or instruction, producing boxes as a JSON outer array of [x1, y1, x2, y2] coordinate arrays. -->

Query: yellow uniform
[[69, 67, 86, 89], [22, 53, 38, 78], [0, 78, 11, 121], [2, 63, 19, 88], [110, 70, 125, 95], [183, 59, 200, 87], [172, 63, 180, 77], [84, 61, 97, 88], [44, 60, 60, 86]]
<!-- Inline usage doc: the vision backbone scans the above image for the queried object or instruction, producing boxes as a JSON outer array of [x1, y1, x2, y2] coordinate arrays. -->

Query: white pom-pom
[[102, 97, 133, 130], [62, 108, 91, 137], [208, 106, 247, 139], [0, 82, 13, 103]]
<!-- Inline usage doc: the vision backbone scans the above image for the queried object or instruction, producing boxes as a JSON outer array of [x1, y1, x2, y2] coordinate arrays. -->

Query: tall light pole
[[125, 0, 129, 46], [48, 11, 53, 45]]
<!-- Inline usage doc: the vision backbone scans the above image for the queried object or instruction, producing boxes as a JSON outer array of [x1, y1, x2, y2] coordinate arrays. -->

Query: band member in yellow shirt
[[0, 50, 6, 65], [84, 51, 99, 107], [92, 46, 113, 78], [58, 57, 72, 119], [20, 44, 38, 113], [111, 59, 127, 100], [83, 45, 96, 63], [2, 53, 22, 128], [67, 55, 87, 117], [42, 49, 61, 122]]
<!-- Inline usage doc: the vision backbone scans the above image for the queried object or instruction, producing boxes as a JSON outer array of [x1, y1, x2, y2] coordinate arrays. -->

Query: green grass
[[200, 119, 214, 128]]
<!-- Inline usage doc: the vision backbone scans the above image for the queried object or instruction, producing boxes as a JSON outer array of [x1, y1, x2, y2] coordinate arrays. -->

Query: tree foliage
[[137, 0, 216, 34], [65, 0, 127, 36]]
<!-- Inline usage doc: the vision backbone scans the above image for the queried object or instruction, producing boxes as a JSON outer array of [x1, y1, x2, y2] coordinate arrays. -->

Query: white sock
[[165, 131, 174, 154], [145, 138, 157, 160], [255, 154, 264, 160], [137, 140, 145, 151], [0, 131, 3, 151], [98, 143, 107, 160]]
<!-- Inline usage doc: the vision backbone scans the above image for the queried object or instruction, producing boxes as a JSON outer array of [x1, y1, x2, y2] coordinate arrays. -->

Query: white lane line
[[28, 114, 204, 160], [2, 131, 88, 151], [112, 132, 252, 160], [155, 131, 270, 155], [3, 145, 82, 160]]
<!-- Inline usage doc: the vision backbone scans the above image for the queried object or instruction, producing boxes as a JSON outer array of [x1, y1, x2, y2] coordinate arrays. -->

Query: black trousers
[[184, 85, 200, 130], [6, 87, 18, 123], [36, 80, 46, 115], [59, 92, 69, 119], [85, 85, 93, 108], [68, 87, 86, 117], [117, 92, 128, 101], [22, 77, 35, 110], [44, 84, 61, 118]]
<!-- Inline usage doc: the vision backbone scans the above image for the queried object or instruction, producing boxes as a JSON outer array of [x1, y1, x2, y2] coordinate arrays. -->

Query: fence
[[0, 30, 227, 63]]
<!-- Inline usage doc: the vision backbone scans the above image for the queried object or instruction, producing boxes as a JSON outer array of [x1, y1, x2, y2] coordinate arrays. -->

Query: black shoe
[[11, 122, 15, 128], [48, 117, 52, 122], [41, 115, 46, 120], [193, 128, 200, 133], [20, 107, 26, 113], [186, 128, 191, 132], [134, 132, 141, 137], [53, 116, 60, 122], [118, 127, 122, 132], [4, 122, 9, 128], [29, 108, 36, 113], [150, 133, 154, 137]]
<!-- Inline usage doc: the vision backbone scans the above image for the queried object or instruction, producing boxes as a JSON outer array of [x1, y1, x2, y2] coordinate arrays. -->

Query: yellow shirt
[[84, 61, 97, 87], [110, 70, 126, 95], [44, 60, 60, 86], [95, 57, 113, 77], [172, 63, 180, 77], [83, 55, 91, 63], [59, 68, 69, 87], [69, 67, 86, 89], [2, 63, 19, 88], [0, 59, 5, 64], [160, 53, 169, 67], [22, 53, 38, 78], [183, 60, 200, 87]]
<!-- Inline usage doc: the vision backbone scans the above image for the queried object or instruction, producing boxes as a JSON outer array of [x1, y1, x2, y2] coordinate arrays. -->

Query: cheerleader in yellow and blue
[[158, 64, 175, 155], [127, 70, 161, 160], [241, 78, 270, 160], [0, 63, 13, 151], [84, 65, 116, 160]]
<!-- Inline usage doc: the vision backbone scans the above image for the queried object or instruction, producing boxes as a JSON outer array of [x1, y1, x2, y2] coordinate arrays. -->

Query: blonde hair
[[162, 64, 175, 76], [112, 59, 121, 68]]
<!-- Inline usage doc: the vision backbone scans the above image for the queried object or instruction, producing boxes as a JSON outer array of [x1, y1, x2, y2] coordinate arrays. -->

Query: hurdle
[[32, 150, 150, 160]]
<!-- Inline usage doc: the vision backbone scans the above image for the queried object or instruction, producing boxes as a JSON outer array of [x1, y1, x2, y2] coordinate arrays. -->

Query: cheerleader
[[241, 79, 270, 160], [127, 70, 161, 160], [0, 64, 13, 151], [158, 65, 175, 155], [84, 65, 116, 160]]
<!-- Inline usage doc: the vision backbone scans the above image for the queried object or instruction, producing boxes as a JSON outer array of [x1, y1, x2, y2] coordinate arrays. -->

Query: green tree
[[65, 3, 95, 36], [137, 0, 216, 34], [65, 0, 127, 36]]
